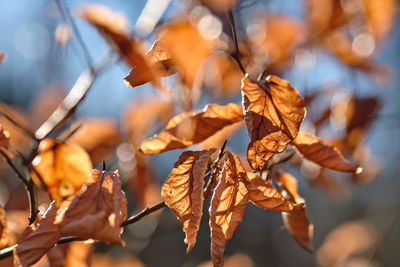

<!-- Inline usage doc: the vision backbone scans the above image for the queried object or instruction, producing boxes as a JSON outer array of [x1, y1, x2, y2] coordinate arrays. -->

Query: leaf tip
[[355, 166, 363, 175]]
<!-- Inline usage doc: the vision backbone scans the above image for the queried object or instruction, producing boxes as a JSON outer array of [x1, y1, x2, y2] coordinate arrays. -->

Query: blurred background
[[0, 0, 400, 266]]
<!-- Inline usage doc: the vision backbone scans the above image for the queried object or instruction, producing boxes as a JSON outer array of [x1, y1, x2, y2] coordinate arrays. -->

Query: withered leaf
[[293, 132, 359, 173], [241, 75, 306, 170], [31, 139, 93, 203], [161, 150, 212, 253], [140, 103, 243, 154], [247, 172, 296, 212], [277, 172, 313, 252], [0, 205, 8, 248], [209, 152, 249, 267], [56, 169, 127, 244], [47, 241, 93, 267], [14, 169, 127, 267]]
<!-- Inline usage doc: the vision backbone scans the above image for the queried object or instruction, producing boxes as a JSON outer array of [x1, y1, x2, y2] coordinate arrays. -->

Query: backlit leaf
[[162, 150, 212, 253], [0, 205, 8, 248], [364, 0, 397, 42], [277, 172, 313, 252], [247, 172, 296, 212], [209, 152, 249, 267], [293, 132, 359, 173], [241, 75, 306, 170], [31, 139, 93, 203], [140, 103, 243, 154]]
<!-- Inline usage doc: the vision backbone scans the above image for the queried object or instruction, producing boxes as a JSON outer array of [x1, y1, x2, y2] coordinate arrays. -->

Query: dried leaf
[[140, 103, 243, 154], [47, 241, 93, 267], [293, 132, 360, 173], [31, 139, 93, 203], [277, 172, 313, 252], [56, 169, 127, 245], [0, 205, 8, 248], [241, 75, 306, 170], [364, 0, 397, 42], [247, 172, 296, 212], [66, 118, 120, 164], [14, 169, 127, 267], [209, 152, 249, 267], [162, 150, 212, 253], [155, 20, 211, 89]]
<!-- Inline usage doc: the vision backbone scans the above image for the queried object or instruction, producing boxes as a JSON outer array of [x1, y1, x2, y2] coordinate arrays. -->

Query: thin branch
[[0, 109, 36, 140], [55, 0, 93, 68], [226, 6, 246, 75], [0, 148, 37, 224]]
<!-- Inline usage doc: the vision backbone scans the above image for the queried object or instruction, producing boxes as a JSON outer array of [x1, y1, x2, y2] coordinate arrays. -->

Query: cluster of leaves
[[0, 0, 397, 266]]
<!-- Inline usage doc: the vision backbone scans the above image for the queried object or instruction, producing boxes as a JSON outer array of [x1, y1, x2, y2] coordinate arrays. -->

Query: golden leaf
[[0, 205, 8, 248], [162, 150, 212, 253], [209, 152, 249, 267], [140, 103, 243, 154], [241, 75, 306, 170]]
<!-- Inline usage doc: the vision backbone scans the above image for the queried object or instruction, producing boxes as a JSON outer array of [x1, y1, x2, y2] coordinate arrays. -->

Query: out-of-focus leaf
[[14, 169, 127, 267], [197, 253, 254, 267], [241, 75, 306, 170], [200, 121, 244, 150], [66, 118, 120, 165], [249, 14, 306, 71], [277, 172, 313, 252], [140, 103, 243, 154], [293, 131, 360, 173], [162, 150, 212, 253], [155, 20, 212, 90], [91, 253, 145, 267], [47, 241, 93, 267], [0, 205, 8, 248], [0, 52, 5, 64], [199, 0, 237, 11], [0, 103, 31, 150], [364, 0, 397, 42], [31, 139, 93, 203], [0, 125, 10, 149], [345, 96, 381, 135], [54, 24, 72, 45], [247, 172, 296, 212], [209, 152, 249, 267]]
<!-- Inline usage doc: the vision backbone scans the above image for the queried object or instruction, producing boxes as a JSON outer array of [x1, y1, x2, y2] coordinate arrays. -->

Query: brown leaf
[[241, 75, 306, 170], [364, 0, 397, 42], [0, 205, 8, 248], [293, 132, 360, 173], [276, 172, 313, 252], [140, 103, 243, 154], [247, 172, 296, 212], [0, 52, 5, 64], [155, 20, 212, 90], [47, 241, 93, 267], [56, 169, 127, 244], [209, 152, 250, 267], [162, 150, 212, 253], [31, 139, 93, 203], [14, 169, 127, 267], [66, 118, 120, 165]]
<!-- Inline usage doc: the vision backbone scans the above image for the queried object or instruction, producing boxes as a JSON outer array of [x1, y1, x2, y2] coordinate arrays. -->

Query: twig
[[204, 140, 227, 198], [0, 148, 37, 224], [0, 109, 36, 140], [226, 6, 246, 75]]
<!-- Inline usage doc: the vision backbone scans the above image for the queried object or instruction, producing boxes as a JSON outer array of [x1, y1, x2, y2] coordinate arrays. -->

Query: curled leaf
[[241, 75, 306, 170], [140, 103, 243, 154], [31, 139, 93, 203], [0, 205, 8, 248], [247, 172, 296, 212], [277, 172, 313, 252], [292, 131, 359, 173], [162, 150, 212, 253], [209, 152, 249, 267]]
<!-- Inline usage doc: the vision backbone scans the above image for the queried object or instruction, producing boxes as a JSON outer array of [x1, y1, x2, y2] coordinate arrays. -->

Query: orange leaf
[[31, 139, 93, 203], [241, 75, 306, 170], [247, 172, 296, 212], [276, 172, 313, 252], [47, 241, 93, 267], [139, 103, 243, 154], [162, 150, 212, 253], [66, 118, 120, 165], [364, 0, 397, 42], [0, 125, 10, 149], [0, 205, 8, 248], [14, 169, 127, 267], [292, 132, 360, 173], [209, 152, 249, 267]]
